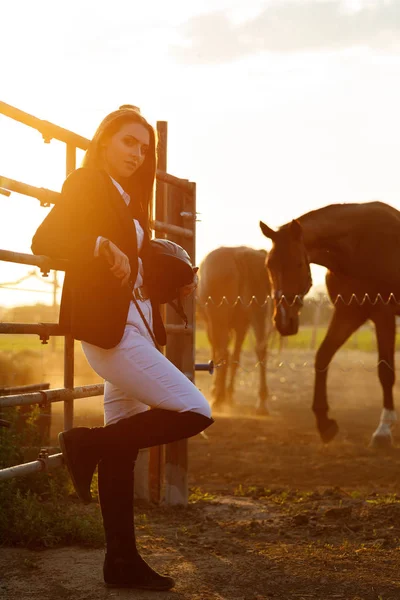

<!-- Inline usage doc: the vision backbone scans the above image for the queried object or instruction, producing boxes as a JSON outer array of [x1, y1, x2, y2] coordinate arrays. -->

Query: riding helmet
[[143, 238, 195, 304]]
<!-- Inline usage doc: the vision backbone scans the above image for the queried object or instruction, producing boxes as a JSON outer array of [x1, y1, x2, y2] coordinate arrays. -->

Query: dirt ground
[[2, 347, 400, 600]]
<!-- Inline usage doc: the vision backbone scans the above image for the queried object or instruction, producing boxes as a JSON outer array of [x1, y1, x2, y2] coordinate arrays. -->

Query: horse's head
[[260, 219, 312, 336]]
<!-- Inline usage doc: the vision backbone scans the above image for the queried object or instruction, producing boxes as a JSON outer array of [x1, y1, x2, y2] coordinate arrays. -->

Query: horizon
[[1, 0, 400, 307]]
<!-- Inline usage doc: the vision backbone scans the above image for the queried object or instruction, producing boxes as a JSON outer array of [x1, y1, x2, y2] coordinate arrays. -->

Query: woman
[[31, 105, 213, 591]]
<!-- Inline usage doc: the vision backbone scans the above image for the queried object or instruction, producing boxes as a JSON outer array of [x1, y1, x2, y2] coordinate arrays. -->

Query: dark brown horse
[[197, 246, 273, 414], [260, 201, 400, 447]]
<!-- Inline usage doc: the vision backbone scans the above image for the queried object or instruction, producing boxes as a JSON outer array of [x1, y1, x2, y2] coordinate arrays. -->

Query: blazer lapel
[[102, 172, 138, 253]]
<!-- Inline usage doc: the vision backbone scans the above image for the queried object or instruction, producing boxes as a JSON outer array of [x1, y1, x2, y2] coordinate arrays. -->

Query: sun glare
[[2, 0, 400, 309]]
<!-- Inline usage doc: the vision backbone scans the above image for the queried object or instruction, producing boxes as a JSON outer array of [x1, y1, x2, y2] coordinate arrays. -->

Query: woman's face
[[102, 121, 150, 182]]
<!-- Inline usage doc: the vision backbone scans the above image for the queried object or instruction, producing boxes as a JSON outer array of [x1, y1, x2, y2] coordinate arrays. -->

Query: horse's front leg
[[313, 305, 367, 443], [251, 307, 269, 415], [370, 308, 397, 448], [255, 338, 268, 415]]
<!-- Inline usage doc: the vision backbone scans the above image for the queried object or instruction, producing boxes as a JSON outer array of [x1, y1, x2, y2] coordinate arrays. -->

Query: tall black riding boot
[[59, 408, 213, 502], [98, 453, 174, 590]]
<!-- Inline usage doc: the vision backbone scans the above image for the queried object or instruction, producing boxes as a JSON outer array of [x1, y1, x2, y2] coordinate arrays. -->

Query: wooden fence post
[[164, 182, 195, 505], [147, 121, 168, 504], [63, 144, 76, 431]]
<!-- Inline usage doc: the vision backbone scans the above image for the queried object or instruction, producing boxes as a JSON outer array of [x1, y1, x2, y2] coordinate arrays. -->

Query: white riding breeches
[[82, 298, 211, 426]]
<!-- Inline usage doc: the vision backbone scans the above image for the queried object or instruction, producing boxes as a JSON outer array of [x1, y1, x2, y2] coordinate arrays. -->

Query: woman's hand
[[100, 239, 131, 286], [179, 268, 199, 300]]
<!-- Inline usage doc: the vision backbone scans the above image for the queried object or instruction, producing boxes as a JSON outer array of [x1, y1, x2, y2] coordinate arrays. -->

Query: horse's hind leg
[[370, 308, 397, 448], [226, 322, 247, 408], [209, 319, 231, 412], [313, 305, 367, 443]]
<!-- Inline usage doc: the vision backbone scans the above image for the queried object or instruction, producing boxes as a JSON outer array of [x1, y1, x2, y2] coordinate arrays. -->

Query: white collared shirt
[[94, 176, 144, 288]]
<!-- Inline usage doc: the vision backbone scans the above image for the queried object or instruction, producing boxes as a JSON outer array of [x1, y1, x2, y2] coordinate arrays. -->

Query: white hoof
[[370, 409, 397, 449]]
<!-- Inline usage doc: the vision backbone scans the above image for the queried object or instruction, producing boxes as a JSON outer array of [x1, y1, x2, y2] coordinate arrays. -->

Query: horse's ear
[[259, 221, 277, 241], [290, 219, 303, 240]]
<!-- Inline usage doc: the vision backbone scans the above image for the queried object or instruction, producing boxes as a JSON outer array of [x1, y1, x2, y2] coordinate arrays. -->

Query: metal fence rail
[[0, 176, 193, 238], [0, 382, 50, 395], [0, 321, 192, 340], [0, 384, 105, 409], [0, 101, 90, 149], [0, 453, 63, 481]]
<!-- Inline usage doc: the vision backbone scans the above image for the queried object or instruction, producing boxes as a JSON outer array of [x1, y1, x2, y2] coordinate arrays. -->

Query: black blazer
[[31, 167, 166, 349]]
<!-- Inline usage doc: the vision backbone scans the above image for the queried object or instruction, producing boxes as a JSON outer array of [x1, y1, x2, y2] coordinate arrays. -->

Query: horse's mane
[[280, 201, 400, 285], [280, 201, 400, 241]]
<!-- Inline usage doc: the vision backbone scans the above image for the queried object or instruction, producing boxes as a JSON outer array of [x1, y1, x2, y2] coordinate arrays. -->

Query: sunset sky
[[1, 0, 400, 306]]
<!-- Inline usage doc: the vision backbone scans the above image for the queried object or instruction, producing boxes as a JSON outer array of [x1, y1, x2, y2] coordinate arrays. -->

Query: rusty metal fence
[[0, 101, 212, 504]]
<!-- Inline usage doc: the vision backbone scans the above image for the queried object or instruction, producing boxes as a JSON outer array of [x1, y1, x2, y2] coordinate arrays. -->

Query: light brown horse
[[197, 246, 273, 414], [260, 201, 400, 447]]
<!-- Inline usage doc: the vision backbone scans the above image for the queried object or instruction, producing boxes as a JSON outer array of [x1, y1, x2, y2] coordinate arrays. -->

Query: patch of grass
[[233, 484, 250, 497], [0, 349, 37, 389], [0, 403, 103, 548], [234, 484, 263, 497], [0, 472, 104, 548], [233, 485, 315, 505], [350, 490, 363, 500], [281, 325, 380, 352], [0, 335, 64, 353], [0, 322, 386, 356], [366, 493, 400, 505], [188, 486, 217, 503], [196, 324, 381, 353]]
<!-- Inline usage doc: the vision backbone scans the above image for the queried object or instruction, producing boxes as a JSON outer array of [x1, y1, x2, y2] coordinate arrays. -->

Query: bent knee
[[189, 395, 212, 419]]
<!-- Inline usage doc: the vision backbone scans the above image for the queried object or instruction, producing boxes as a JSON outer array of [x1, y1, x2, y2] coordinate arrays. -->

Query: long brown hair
[[81, 106, 156, 231]]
